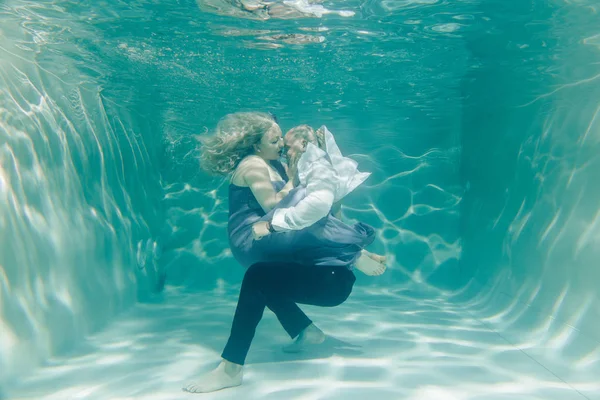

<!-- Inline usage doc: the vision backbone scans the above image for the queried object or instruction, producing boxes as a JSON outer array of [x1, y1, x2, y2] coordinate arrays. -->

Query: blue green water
[[1, 0, 600, 398]]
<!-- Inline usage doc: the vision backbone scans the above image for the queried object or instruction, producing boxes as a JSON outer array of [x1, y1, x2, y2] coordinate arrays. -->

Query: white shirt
[[271, 126, 371, 231]]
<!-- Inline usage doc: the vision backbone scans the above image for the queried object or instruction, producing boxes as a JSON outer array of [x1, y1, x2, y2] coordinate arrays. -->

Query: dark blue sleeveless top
[[226, 159, 374, 269], [228, 160, 288, 240]]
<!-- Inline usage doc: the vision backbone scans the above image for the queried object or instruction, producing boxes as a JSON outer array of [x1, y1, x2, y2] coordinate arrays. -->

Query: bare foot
[[365, 250, 386, 265], [283, 323, 325, 353], [355, 251, 386, 276], [183, 360, 243, 393]]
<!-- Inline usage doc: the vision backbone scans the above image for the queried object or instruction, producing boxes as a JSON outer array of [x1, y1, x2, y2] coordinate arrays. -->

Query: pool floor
[[8, 283, 598, 400]]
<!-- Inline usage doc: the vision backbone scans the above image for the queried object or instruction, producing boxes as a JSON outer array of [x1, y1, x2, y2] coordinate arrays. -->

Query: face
[[284, 132, 309, 163], [255, 123, 284, 160]]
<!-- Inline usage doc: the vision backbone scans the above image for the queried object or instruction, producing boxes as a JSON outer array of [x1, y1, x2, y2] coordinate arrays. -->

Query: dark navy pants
[[221, 261, 356, 365]]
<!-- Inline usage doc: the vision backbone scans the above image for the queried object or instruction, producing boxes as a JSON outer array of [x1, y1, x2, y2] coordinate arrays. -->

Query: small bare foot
[[365, 250, 387, 265], [183, 360, 243, 393], [283, 323, 325, 353], [355, 251, 386, 276]]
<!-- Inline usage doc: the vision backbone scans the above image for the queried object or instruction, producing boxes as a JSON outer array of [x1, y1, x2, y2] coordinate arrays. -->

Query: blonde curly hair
[[199, 112, 278, 175]]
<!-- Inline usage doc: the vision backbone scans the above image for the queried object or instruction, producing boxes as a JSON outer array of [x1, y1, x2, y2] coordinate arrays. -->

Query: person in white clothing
[[252, 124, 386, 272], [213, 113, 385, 273]]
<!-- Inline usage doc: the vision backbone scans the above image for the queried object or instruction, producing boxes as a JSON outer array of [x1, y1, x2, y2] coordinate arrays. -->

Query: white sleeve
[[271, 163, 336, 231]]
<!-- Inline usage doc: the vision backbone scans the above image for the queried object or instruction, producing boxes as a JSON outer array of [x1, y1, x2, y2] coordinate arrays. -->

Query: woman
[[199, 112, 385, 274]]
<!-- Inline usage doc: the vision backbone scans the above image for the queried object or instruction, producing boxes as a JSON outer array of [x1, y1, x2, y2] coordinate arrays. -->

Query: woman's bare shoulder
[[237, 155, 268, 171], [232, 156, 269, 185]]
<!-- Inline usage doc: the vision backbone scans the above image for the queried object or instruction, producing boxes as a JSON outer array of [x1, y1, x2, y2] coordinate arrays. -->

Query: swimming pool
[[1, 0, 599, 398]]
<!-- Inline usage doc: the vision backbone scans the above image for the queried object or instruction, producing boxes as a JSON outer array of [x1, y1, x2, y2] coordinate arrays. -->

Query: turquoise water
[[1, 0, 600, 398]]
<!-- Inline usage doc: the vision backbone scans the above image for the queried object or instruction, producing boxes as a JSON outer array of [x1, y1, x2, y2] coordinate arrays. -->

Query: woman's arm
[[241, 157, 294, 212]]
